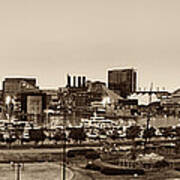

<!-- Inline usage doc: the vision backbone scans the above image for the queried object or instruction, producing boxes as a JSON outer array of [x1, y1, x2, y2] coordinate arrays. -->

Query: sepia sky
[[0, 0, 180, 91]]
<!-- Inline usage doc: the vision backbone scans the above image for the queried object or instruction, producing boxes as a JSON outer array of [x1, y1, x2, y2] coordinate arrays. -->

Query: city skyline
[[0, 0, 180, 91]]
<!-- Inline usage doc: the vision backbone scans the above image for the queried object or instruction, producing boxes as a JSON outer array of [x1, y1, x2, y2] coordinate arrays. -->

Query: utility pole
[[60, 89, 74, 180], [63, 94, 67, 180], [63, 109, 66, 180], [144, 89, 153, 153], [15, 162, 21, 180], [17, 163, 20, 180], [59, 90, 68, 180]]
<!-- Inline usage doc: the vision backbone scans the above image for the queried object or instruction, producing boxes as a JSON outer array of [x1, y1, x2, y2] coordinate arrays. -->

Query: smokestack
[[67, 74, 71, 87], [82, 76, 86, 87], [78, 76, 81, 87], [73, 76, 76, 87]]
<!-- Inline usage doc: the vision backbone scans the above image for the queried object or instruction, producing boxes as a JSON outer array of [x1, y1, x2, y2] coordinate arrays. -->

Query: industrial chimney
[[82, 76, 86, 87], [78, 76, 81, 87], [67, 74, 71, 87], [73, 76, 76, 87]]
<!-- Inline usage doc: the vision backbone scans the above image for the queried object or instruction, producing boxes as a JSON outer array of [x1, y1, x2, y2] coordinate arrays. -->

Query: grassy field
[[0, 162, 73, 180]]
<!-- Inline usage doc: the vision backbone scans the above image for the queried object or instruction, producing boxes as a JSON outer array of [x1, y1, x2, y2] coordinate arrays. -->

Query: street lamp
[[63, 113, 67, 180], [10, 161, 23, 180]]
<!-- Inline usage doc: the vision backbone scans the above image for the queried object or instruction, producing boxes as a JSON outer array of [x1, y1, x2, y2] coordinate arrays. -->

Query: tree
[[99, 129, 106, 135], [176, 127, 180, 138], [175, 127, 180, 153], [68, 128, 86, 144], [143, 127, 156, 142], [126, 126, 141, 140], [14, 128, 24, 144], [4, 131, 16, 148], [110, 129, 119, 140], [159, 127, 175, 139], [52, 130, 66, 144], [126, 126, 142, 159], [29, 128, 46, 145], [0, 133, 4, 143]]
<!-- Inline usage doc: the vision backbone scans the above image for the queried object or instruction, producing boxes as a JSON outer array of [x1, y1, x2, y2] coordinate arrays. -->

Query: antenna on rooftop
[[150, 82, 153, 92]]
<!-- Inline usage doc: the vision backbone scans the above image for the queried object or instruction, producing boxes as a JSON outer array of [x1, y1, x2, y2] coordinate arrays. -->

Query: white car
[[99, 135, 107, 139], [87, 133, 98, 139], [22, 132, 30, 140]]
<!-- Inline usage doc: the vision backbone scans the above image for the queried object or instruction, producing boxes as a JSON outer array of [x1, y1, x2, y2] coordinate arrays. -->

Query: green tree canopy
[[68, 128, 86, 143], [126, 126, 141, 140]]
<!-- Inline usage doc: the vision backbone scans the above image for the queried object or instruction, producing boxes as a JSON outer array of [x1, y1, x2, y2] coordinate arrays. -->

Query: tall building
[[2, 77, 42, 122], [108, 68, 137, 98], [21, 92, 46, 124], [3, 78, 38, 94]]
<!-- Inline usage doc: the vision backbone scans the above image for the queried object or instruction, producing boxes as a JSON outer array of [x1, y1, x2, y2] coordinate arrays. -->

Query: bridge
[[134, 90, 170, 97]]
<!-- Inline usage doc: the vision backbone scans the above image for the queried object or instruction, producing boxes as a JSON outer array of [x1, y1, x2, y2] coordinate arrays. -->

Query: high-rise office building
[[108, 68, 137, 98]]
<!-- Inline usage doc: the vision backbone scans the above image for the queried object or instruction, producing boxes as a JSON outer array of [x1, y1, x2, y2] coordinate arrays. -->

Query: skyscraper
[[108, 68, 137, 98]]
